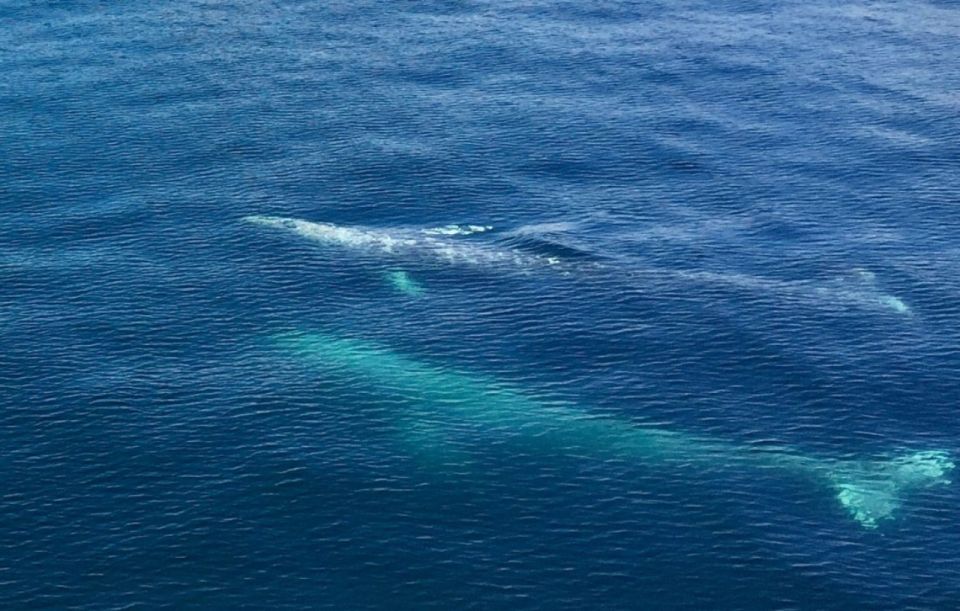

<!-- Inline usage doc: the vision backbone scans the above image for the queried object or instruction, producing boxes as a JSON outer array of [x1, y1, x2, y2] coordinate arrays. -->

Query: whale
[[244, 215, 912, 314], [274, 330, 953, 529]]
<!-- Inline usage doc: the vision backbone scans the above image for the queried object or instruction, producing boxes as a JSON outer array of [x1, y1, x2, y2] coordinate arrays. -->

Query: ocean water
[[2, 0, 960, 608]]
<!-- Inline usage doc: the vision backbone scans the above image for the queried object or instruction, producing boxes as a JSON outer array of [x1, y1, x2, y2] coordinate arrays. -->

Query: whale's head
[[243, 215, 346, 241], [243, 215, 300, 230], [244, 215, 396, 251]]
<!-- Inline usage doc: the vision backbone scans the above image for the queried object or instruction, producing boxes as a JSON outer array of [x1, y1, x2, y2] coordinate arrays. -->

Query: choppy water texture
[[2, 1, 960, 609]]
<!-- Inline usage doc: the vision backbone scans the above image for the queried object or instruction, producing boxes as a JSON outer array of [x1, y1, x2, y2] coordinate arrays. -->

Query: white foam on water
[[422, 224, 493, 236]]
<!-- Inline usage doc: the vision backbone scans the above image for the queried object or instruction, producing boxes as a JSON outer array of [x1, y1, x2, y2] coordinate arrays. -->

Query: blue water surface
[[2, 0, 960, 608]]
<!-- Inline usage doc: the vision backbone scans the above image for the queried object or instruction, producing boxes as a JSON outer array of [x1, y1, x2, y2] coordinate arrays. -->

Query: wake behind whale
[[244, 215, 911, 314]]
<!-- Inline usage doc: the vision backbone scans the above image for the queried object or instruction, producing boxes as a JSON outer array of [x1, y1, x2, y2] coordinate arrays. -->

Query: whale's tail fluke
[[828, 450, 954, 528]]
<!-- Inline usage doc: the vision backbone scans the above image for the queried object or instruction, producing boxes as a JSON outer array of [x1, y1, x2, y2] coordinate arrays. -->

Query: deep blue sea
[[3, 1, 960, 608]]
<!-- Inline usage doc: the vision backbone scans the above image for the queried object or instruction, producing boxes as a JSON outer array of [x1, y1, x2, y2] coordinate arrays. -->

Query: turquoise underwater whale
[[274, 330, 953, 529]]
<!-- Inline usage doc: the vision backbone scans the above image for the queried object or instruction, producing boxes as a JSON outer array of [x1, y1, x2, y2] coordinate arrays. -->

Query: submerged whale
[[244, 215, 912, 314], [274, 330, 953, 528]]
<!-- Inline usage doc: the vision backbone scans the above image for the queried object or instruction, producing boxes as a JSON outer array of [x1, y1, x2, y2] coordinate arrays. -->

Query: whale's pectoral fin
[[877, 294, 910, 314], [829, 450, 954, 528], [386, 270, 425, 298]]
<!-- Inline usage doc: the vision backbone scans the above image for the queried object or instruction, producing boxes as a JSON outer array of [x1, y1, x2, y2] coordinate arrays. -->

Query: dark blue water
[[3, 1, 960, 608]]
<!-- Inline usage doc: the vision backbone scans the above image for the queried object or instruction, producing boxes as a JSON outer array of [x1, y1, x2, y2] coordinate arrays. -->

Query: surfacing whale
[[245, 215, 561, 269], [274, 330, 953, 529], [244, 215, 911, 314]]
